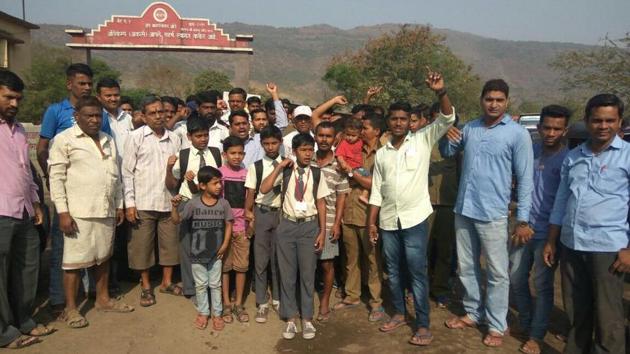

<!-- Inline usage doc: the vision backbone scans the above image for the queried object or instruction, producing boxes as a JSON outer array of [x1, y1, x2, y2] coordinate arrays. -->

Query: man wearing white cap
[[282, 106, 314, 159]]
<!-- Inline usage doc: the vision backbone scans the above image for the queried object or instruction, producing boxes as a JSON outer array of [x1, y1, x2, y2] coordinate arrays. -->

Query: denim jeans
[[49, 213, 93, 306], [381, 220, 430, 329], [509, 238, 555, 340], [454, 214, 509, 333], [191, 260, 222, 317]]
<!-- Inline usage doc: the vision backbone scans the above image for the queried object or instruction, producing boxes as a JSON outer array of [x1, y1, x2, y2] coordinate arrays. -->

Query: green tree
[[551, 34, 630, 103], [323, 25, 481, 119], [192, 69, 232, 94]]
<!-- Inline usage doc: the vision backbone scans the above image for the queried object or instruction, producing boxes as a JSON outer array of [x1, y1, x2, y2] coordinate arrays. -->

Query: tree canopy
[[323, 25, 481, 119]]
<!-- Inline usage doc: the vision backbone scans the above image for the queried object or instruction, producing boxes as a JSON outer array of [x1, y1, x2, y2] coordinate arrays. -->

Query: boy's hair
[[351, 104, 374, 115], [222, 135, 245, 152], [161, 96, 178, 108], [66, 63, 93, 78], [481, 79, 509, 98], [229, 87, 247, 99], [198, 166, 222, 184], [139, 95, 162, 114], [186, 115, 210, 134], [540, 104, 571, 126], [120, 96, 133, 108], [264, 98, 275, 111], [292, 132, 316, 150], [247, 96, 262, 105], [412, 103, 430, 118], [229, 110, 249, 125], [75, 96, 103, 112], [362, 112, 386, 136], [584, 93, 625, 121], [196, 91, 218, 105], [344, 118, 363, 132], [387, 102, 412, 117], [96, 77, 120, 94], [0, 70, 24, 92], [250, 108, 267, 118], [316, 121, 336, 134], [260, 125, 283, 142]]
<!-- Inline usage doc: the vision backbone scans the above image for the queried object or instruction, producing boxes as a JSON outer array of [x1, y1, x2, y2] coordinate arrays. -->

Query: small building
[[0, 11, 39, 77]]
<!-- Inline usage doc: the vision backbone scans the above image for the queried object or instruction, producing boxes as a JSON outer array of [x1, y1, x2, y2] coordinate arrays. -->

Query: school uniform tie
[[198, 150, 206, 168], [295, 167, 305, 200]]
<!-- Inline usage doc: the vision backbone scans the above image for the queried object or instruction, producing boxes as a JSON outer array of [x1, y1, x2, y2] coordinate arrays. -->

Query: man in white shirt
[[220, 87, 248, 124], [367, 70, 454, 346], [282, 106, 314, 159], [175, 91, 228, 150], [49, 97, 133, 328]]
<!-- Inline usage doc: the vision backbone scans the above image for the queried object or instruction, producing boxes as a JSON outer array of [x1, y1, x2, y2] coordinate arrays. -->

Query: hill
[[32, 23, 593, 106]]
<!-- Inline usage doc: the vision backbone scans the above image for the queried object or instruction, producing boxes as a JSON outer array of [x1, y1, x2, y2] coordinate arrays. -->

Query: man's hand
[[543, 241, 557, 267], [331, 223, 341, 242], [610, 248, 630, 274], [425, 66, 445, 93], [59, 212, 78, 235], [116, 208, 125, 226], [278, 158, 294, 170], [445, 126, 462, 143], [512, 223, 534, 246], [314, 231, 325, 252], [184, 170, 196, 182], [333, 96, 349, 106], [167, 155, 178, 170], [171, 195, 183, 208], [368, 225, 379, 245], [366, 86, 382, 99], [33, 202, 44, 226], [266, 82, 280, 100], [125, 206, 140, 224]]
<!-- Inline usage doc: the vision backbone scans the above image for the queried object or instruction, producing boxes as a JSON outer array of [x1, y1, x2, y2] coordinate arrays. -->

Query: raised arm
[[363, 86, 382, 104], [266, 83, 288, 130], [312, 95, 348, 129], [422, 67, 456, 145]]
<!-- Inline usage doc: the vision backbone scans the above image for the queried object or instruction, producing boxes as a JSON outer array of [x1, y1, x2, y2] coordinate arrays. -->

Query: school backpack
[[177, 147, 222, 191]]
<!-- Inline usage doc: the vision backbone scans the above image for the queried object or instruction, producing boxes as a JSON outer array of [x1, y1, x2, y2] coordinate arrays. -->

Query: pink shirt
[[219, 165, 248, 232], [0, 119, 39, 218]]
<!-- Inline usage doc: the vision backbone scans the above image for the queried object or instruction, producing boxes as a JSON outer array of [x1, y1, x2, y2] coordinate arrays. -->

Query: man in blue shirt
[[35, 63, 110, 317], [543, 94, 630, 354], [441, 79, 534, 347], [510, 105, 570, 354]]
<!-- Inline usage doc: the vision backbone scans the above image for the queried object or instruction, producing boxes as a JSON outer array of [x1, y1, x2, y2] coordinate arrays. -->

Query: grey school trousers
[[276, 217, 319, 320], [0, 215, 39, 347], [253, 206, 281, 305], [561, 247, 627, 354]]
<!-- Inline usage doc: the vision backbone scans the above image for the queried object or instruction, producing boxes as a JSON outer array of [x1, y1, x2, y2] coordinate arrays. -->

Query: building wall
[[0, 18, 34, 78]]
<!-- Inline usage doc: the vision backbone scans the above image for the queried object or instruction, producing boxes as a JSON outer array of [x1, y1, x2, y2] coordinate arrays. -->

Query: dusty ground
[[20, 259, 622, 354]]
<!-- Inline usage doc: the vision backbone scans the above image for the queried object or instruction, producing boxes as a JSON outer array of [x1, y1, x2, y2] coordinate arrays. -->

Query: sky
[[1, 0, 628, 45]]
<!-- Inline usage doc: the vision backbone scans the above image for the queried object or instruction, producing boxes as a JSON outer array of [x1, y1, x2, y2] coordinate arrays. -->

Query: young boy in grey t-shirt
[[172, 166, 233, 331]]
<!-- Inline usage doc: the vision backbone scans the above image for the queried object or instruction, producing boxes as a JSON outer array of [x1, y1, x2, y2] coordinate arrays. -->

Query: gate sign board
[[65, 2, 253, 54]]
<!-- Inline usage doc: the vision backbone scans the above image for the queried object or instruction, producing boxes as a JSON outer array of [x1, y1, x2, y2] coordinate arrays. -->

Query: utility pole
[[22, 0, 26, 20]]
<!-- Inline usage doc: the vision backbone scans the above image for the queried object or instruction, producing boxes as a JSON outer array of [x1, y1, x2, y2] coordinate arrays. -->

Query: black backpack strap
[[311, 166, 321, 200], [209, 146, 222, 167], [254, 160, 264, 197], [177, 148, 191, 191]]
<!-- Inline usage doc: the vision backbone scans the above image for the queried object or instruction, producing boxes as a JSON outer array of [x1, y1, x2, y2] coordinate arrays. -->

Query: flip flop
[[368, 307, 386, 322], [409, 331, 433, 346], [62, 309, 88, 329], [28, 324, 55, 337], [332, 300, 360, 311], [519, 339, 542, 354], [194, 314, 208, 330], [95, 299, 135, 313], [316, 311, 331, 322], [379, 316, 407, 332], [483, 331, 504, 347], [444, 315, 477, 330], [3, 335, 41, 349], [159, 283, 184, 296]]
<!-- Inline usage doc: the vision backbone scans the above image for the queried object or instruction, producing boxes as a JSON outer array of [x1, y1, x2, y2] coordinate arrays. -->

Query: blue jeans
[[191, 260, 222, 317], [509, 239, 555, 340], [454, 214, 509, 333], [381, 220, 430, 329], [49, 213, 94, 306]]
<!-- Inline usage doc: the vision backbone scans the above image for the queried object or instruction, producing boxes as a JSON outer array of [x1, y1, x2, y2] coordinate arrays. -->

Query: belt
[[256, 204, 280, 212], [282, 212, 316, 223]]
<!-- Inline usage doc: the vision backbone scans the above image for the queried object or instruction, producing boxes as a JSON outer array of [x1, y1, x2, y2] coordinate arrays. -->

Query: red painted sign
[[66, 2, 252, 53]]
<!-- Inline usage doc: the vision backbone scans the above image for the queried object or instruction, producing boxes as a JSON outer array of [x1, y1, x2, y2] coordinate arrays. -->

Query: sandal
[[483, 331, 504, 347], [409, 331, 433, 346], [3, 335, 41, 349], [332, 299, 360, 311], [95, 299, 135, 313], [140, 288, 156, 307], [368, 306, 386, 322], [194, 314, 208, 330], [159, 283, 184, 296], [379, 316, 407, 332], [444, 315, 477, 330], [519, 339, 542, 354], [28, 324, 55, 337], [212, 316, 225, 331], [234, 305, 249, 323], [316, 311, 331, 323], [61, 308, 88, 329], [222, 306, 234, 324]]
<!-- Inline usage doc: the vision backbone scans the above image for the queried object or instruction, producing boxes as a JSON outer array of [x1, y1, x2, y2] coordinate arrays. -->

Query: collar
[[385, 134, 411, 150], [312, 150, 335, 167], [71, 124, 110, 144], [263, 154, 283, 163], [210, 120, 225, 130], [481, 114, 512, 128], [103, 108, 127, 121], [362, 139, 381, 154], [60, 98, 74, 110], [141, 125, 170, 140], [581, 135, 624, 156]]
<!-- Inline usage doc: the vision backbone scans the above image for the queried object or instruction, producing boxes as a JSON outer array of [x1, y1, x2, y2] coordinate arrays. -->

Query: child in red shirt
[[335, 119, 370, 204]]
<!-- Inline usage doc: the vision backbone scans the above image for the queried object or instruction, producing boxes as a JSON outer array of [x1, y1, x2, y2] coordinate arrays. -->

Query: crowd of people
[[0, 61, 628, 353]]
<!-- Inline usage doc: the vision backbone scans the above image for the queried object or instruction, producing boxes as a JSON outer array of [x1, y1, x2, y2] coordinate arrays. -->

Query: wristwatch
[[348, 171, 354, 178], [517, 221, 530, 228]]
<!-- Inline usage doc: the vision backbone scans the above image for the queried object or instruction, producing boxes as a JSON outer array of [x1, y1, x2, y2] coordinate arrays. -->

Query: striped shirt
[[122, 125, 181, 211], [311, 156, 350, 231]]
